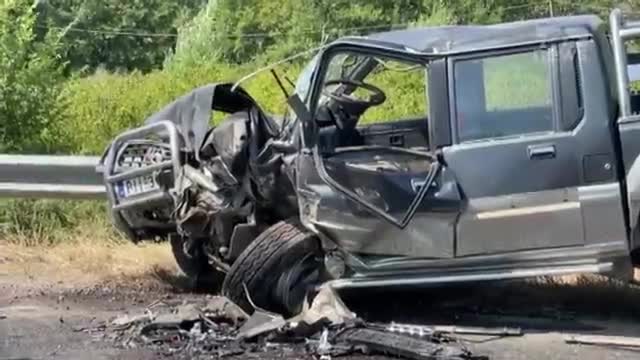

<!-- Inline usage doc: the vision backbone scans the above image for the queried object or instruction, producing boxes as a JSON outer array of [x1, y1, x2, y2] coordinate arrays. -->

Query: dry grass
[[0, 240, 177, 287], [0, 199, 123, 247], [0, 199, 183, 286]]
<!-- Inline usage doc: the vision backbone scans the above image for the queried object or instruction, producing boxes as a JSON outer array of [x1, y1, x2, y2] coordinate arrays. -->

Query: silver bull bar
[[101, 120, 182, 240]]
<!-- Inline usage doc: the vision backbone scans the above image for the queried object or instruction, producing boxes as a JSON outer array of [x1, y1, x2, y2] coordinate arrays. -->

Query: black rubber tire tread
[[222, 219, 317, 315]]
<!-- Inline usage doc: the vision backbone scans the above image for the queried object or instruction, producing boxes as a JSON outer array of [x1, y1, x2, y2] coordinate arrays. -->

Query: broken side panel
[[297, 151, 461, 261]]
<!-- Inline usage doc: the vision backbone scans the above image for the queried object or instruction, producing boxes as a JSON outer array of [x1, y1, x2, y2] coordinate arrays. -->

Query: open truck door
[[296, 47, 463, 266]]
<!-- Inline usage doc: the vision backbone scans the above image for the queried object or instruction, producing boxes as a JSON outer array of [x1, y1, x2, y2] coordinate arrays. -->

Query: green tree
[[35, 0, 205, 73], [0, 0, 65, 153], [169, 0, 538, 67]]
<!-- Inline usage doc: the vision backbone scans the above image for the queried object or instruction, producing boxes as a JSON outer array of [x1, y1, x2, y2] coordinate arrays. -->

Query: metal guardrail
[[0, 154, 105, 199]]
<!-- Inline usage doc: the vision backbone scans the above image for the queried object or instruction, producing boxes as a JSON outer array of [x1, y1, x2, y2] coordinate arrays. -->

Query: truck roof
[[336, 15, 602, 55]]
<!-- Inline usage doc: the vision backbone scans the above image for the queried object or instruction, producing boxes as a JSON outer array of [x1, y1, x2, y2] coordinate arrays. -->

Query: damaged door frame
[[303, 43, 445, 229], [313, 147, 442, 228]]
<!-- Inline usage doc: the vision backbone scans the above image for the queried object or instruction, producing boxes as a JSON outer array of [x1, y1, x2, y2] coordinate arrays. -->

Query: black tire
[[170, 234, 224, 290], [222, 219, 320, 316]]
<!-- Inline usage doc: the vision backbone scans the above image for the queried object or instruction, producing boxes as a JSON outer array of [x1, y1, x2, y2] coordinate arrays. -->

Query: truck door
[[296, 49, 461, 261], [444, 42, 627, 257]]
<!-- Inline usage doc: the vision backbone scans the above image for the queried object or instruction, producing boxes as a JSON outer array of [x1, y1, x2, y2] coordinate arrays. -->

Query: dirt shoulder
[[4, 243, 640, 359], [0, 242, 184, 359]]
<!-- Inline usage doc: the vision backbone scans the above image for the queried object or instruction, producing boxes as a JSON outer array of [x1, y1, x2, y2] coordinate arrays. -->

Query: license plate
[[117, 175, 159, 198]]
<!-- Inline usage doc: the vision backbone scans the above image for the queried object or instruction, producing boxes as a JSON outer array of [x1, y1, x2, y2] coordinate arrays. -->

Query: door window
[[320, 52, 428, 125], [454, 50, 554, 142]]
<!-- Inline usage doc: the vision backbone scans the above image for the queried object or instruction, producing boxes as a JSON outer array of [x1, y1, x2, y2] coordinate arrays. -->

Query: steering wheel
[[322, 79, 386, 108]]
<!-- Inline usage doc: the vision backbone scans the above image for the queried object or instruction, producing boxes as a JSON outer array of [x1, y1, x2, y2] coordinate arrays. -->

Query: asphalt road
[[2, 276, 640, 360]]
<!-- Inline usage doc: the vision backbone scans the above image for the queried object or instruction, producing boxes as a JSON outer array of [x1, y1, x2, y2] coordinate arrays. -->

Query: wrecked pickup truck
[[98, 9, 640, 315]]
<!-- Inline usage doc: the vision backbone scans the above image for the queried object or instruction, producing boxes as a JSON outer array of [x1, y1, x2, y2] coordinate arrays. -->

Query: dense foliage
[[35, 0, 205, 73], [5, 0, 637, 155], [0, 0, 64, 153], [1, 0, 639, 243]]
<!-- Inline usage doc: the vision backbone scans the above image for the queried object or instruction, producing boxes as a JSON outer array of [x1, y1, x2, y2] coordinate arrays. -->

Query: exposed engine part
[[183, 164, 223, 194]]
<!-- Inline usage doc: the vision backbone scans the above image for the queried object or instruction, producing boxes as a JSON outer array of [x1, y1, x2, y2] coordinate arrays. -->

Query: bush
[[0, 199, 120, 246], [0, 0, 64, 153], [58, 64, 244, 154]]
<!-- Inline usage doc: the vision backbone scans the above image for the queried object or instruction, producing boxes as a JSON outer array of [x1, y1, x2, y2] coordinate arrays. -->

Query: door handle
[[389, 134, 405, 147], [411, 178, 438, 193], [528, 144, 556, 160]]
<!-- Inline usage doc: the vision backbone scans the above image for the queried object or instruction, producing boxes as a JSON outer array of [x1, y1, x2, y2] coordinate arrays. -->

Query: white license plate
[[117, 175, 159, 198]]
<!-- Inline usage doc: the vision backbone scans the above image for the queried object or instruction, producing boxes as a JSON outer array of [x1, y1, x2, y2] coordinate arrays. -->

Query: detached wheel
[[222, 219, 322, 316], [170, 234, 224, 290]]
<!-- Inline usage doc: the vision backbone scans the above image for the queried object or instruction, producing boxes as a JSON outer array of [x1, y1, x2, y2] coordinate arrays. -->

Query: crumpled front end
[[98, 83, 299, 261]]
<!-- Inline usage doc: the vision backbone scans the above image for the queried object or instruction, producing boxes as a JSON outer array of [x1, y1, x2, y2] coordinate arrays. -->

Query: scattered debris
[[337, 327, 480, 360], [111, 310, 154, 330], [293, 285, 357, 326], [317, 327, 332, 359], [237, 286, 355, 341], [237, 308, 286, 340], [201, 296, 248, 325], [565, 334, 640, 348], [386, 322, 522, 337], [99, 293, 485, 360], [151, 303, 200, 327]]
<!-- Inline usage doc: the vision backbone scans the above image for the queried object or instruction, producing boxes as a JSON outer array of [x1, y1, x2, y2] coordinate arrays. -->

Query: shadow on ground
[[339, 275, 640, 336]]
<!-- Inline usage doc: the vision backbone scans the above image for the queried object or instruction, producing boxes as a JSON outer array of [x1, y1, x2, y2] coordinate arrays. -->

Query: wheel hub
[[273, 253, 321, 314]]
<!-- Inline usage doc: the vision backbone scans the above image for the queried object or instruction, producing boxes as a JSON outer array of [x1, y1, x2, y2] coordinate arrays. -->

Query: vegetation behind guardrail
[[0, 0, 623, 245]]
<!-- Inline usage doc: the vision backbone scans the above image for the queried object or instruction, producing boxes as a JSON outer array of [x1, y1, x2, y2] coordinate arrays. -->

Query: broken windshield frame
[[280, 54, 321, 135], [294, 54, 320, 102], [230, 47, 324, 137], [231, 45, 327, 93]]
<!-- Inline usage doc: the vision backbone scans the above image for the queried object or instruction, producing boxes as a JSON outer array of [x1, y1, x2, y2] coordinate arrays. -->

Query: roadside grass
[[0, 199, 178, 287], [0, 240, 176, 287], [0, 199, 120, 246]]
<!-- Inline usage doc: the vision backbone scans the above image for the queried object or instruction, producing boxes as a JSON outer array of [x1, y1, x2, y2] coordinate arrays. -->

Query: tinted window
[[455, 50, 553, 142]]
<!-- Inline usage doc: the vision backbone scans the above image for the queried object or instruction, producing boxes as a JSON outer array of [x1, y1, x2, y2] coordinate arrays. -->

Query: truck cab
[[100, 9, 640, 313], [295, 11, 640, 287]]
